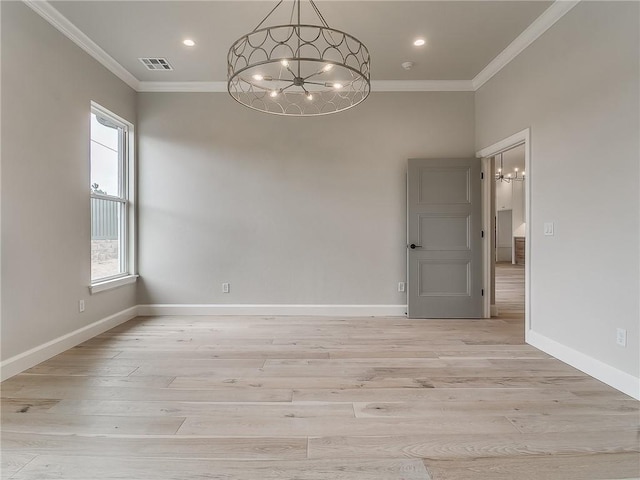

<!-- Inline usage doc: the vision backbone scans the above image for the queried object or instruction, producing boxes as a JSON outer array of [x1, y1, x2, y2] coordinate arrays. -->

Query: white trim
[[90, 274, 138, 294], [126, 121, 137, 281], [371, 80, 474, 92], [0, 306, 138, 381], [138, 81, 228, 93], [480, 156, 492, 318], [137, 304, 407, 317], [137, 80, 475, 93], [476, 129, 529, 159], [0, 0, 3, 349], [472, 1, 580, 90], [527, 330, 640, 400], [22, 0, 139, 90], [476, 128, 531, 332], [90, 101, 134, 128]]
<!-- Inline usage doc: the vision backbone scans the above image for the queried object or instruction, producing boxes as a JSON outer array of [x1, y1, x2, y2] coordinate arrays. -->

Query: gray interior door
[[407, 158, 483, 318]]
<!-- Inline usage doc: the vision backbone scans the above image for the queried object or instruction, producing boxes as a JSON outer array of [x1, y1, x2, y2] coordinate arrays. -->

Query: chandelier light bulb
[[333, 83, 343, 89], [306, 93, 313, 101], [515, 168, 519, 172], [522, 171, 526, 176], [323, 64, 334, 72], [281, 59, 289, 67], [498, 168, 502, 172], [270, 90, 279, 98], [253, 74, 264, 81]]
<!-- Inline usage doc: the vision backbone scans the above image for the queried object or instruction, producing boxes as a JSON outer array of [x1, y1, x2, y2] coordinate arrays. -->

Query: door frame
[[476, 128, 531, 333]]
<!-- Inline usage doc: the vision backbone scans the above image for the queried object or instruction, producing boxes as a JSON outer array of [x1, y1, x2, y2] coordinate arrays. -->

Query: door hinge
[[481, 172, 484, 180], [481, 289, 484, 296]]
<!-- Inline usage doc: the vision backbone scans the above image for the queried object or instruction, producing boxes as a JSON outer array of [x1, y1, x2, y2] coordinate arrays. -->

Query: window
[[90, 103, 135, 288]]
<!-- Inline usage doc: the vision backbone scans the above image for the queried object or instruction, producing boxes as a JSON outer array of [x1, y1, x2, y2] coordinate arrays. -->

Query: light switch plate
[[616, 328, 627, 347], [544, 222, 554, 236]]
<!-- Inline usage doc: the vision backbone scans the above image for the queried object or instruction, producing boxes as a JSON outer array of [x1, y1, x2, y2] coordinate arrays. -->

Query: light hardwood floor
[[2, 264, 639, 479], [495, 262, 526, 318]]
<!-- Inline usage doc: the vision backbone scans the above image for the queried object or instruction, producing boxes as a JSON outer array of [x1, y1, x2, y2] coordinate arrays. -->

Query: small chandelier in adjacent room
[[495, 153, 525, 183], [227, 0, 371, 116]]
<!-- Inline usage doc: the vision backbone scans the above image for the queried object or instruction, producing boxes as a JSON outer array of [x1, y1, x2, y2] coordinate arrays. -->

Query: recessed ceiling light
[[183, 39, 196, 47], [413, 38, 426, 47]]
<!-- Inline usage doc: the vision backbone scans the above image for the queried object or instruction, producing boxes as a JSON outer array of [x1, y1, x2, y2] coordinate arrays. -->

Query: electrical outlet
[[222, 283, 230, 293], [616, 328, 627, 347], [78, 300, 85, 313], [398, 282, 406, 292]]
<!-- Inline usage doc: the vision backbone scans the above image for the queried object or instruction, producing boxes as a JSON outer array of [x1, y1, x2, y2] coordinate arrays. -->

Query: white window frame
[[89, 102, 137, 293]]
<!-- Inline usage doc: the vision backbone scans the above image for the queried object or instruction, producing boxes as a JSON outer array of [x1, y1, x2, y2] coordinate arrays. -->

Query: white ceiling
[[47, 0, 553, 85]]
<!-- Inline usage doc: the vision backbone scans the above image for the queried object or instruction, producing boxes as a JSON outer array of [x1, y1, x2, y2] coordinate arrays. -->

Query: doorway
[[493, 144, 526, 319], [477, 129, 530, 331]]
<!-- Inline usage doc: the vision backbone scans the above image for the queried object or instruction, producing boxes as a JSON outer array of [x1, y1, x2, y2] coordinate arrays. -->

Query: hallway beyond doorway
[[495, 262, 525, 321]]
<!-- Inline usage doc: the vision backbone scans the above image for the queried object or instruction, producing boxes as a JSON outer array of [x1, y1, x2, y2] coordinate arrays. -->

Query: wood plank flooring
[[2, 264, 639, 479]]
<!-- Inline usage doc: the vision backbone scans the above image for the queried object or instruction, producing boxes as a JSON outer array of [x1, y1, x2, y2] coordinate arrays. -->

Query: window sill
[[90, 274, 138, 294]]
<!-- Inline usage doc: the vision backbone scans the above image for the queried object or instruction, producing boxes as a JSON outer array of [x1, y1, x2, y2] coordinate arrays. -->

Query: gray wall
[[1, 2, 137, 360], [476, 1, 639, 377], [137, 92, 475, 305]]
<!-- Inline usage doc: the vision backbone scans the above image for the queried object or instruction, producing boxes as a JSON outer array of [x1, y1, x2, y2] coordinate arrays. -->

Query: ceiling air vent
[[139, 58, 173, 71]]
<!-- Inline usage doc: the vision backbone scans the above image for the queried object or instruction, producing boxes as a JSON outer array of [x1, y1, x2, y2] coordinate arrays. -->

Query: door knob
[[410, 244, 422, 249]]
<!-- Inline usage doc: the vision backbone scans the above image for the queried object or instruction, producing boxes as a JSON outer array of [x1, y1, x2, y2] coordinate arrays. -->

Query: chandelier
[[227, 0, 371, 116], [495, 153, 525, 183]]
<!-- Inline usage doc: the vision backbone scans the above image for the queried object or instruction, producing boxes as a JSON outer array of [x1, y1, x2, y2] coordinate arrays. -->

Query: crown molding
[[22, 0, 140, 90], [371, 80, 474, 92], [138, 81, 228, 93], [472, 0, 580, 90], [138, 80, 475, 93]]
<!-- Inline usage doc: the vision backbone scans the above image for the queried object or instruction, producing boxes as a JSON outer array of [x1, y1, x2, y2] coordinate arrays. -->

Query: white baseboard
[[0, 306, 138, 382], [527, 330, 640, 400], [490, 304, 499, 317], [137, 304, 407, 317]]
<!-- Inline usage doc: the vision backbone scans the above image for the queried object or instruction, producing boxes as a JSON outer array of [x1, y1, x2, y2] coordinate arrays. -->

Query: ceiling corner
[[472, 0, 581, 90], [22, 0, 140, 91]]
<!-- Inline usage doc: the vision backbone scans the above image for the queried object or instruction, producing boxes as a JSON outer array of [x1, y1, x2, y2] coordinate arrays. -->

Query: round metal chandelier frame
[[227, 0, 371, 116]]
